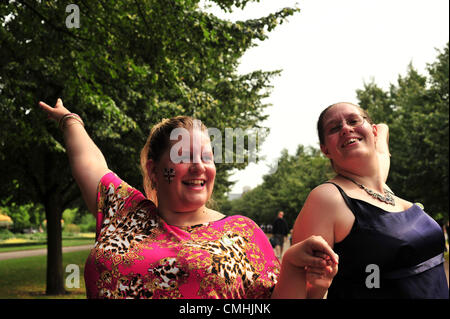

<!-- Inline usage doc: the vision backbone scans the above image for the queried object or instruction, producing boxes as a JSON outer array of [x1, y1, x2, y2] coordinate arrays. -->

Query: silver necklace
[[340, 175, 396, 206]]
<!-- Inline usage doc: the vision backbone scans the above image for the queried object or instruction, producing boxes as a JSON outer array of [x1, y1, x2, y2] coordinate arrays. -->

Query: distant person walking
[[272, 211, 289, 259]]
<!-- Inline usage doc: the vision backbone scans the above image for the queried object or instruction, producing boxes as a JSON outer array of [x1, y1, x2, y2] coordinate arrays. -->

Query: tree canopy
[[357, 43, 449, 222], [225, 146, 333, 227]]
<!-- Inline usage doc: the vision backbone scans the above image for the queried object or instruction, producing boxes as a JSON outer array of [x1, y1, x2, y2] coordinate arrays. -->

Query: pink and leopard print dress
[[84, 172, 280, 299]]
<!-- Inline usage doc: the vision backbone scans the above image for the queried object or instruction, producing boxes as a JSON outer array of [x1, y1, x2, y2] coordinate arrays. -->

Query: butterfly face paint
[[164, 168, 175, 184]]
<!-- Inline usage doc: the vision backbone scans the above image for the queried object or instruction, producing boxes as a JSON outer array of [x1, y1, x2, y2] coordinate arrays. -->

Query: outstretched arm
[[39, 98, 110, 215]]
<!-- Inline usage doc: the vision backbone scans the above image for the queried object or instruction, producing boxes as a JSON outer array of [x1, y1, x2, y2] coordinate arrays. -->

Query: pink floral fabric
[[84, 172, 280, 299]]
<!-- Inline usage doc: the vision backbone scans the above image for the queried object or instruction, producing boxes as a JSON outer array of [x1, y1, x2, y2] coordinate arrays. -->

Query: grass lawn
[[0, 233, 95, 253], [0, 249, 90, 299]]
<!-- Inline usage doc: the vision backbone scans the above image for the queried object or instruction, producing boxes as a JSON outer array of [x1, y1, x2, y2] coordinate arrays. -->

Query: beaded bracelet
[[58, 113, 84, 131]]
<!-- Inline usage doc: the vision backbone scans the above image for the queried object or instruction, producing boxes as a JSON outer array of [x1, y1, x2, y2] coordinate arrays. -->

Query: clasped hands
[[286, 235, 339, 289]]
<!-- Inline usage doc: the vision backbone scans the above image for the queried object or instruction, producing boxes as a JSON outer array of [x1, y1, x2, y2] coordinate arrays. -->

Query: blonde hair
[[139, 116, 208, 205]]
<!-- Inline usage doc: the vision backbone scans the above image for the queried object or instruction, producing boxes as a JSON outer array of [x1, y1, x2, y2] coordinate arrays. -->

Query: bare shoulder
[[293, 183, 343, 240], [305, 183, 346, 211]]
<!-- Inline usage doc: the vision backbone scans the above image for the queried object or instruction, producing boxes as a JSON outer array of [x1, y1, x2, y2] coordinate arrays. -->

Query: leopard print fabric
[[84, 172, 280, 299]]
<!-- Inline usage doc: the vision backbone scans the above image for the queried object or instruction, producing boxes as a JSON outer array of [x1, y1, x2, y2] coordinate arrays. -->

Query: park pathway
[[0, 244, 94, 261]]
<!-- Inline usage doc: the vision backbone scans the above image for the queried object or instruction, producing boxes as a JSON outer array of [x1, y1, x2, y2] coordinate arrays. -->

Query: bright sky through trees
[[202, 0, 449, 194]]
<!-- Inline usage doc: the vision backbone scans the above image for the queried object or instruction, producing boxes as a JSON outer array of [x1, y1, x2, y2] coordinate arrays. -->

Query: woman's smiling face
[[151, 127, 216, 213], [320, 103, 378, 164]]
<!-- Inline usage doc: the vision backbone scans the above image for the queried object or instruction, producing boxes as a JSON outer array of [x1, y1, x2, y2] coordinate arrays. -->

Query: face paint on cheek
[[163, 168, 175, 184]]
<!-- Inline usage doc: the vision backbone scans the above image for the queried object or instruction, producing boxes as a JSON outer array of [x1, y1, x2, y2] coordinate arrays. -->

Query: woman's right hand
[[38, 98, 71, 123]]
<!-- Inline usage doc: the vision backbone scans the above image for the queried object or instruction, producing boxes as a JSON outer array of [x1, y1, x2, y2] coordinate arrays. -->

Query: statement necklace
[[339, 174, 396, 206]]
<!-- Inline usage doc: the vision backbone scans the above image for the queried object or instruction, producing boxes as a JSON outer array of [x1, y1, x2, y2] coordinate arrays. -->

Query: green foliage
[[62, 208, 77, 225], [78, 214, 96, 233], [357, 43, 449, 221], [0, 202, 44, 232], [0, 0, 300, 209], [0, 0, 299, 203], [63, 223, 80, 235], [225, 146, 333, 227], [0, 229, 14, 240]]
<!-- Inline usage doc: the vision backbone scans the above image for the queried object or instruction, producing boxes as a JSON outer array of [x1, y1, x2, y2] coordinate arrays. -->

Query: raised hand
[[37, 97, 109, 215], [38, 98, 71, 123]]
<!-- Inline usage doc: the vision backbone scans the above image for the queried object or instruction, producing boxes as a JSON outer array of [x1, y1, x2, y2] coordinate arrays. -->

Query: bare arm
[[39, 98, 111, 215], [271, 248, 307, 299], [376, 123, 390, 184], [290, 185, 341, 299]]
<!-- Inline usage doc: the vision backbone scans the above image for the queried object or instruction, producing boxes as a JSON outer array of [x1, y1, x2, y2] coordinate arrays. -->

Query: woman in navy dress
[[292, 102, 448, 299]]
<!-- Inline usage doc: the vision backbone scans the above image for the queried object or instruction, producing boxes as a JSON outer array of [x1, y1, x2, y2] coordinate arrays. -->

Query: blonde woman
[[39, 98, 338, 299]]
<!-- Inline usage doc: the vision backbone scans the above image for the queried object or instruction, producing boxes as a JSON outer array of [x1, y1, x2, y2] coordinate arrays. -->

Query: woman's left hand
[[284, 235, 339, 269], [305, 251, 339, 289], [272, 235, 338, 299]]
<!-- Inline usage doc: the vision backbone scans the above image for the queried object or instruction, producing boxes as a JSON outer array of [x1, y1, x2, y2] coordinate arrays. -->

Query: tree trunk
[[45, 193, 66, 295]]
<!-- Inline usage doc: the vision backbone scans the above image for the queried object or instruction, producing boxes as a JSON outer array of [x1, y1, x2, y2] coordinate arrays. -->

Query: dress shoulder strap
[[323, 181, 359, 217]]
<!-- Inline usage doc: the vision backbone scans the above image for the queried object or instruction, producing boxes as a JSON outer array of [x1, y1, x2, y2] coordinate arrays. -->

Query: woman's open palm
[[38, 98, 70, 122]]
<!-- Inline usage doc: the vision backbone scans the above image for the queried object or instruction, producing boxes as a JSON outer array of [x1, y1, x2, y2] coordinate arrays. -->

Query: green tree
[[0, 1, 298, 294], [0, 197, 44, 232], [227, 146, 333, 227], [357, 43, 449, 222]]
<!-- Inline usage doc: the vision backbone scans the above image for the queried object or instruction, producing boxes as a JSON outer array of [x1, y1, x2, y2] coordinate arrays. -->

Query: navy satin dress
[[326, 182, 449, 299]]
